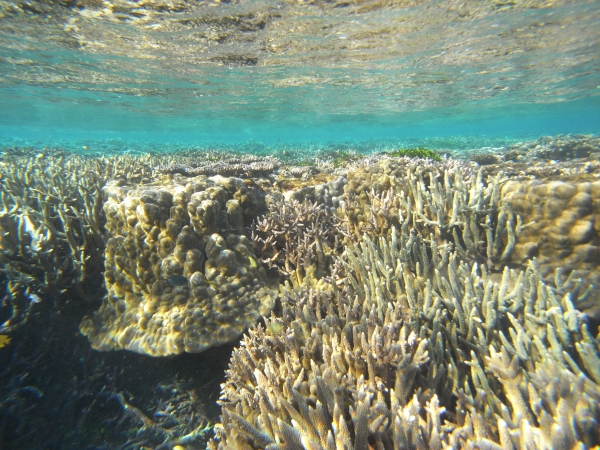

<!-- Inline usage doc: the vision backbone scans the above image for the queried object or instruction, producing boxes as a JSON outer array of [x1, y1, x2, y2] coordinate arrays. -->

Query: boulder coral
[[502, 179, 600, 300], [80, 175, 276, 356]]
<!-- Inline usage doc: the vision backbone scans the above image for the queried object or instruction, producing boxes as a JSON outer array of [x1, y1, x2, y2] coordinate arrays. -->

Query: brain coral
[[80, 175, 275, 356]]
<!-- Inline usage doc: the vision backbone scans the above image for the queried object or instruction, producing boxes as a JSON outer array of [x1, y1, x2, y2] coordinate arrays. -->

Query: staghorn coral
[[251, 197, 346, 289], [210, 229, 600, 449], [0, 153, 108, 299], [339, 161, 600, 314], [344, 155, 473, 186], [0, 149, 181, 329], [80, 175, 275, 356], [339, 165, 520, 269]]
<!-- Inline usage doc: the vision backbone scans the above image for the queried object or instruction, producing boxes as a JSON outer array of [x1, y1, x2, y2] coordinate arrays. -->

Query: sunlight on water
[[0, 0, 598, 148]]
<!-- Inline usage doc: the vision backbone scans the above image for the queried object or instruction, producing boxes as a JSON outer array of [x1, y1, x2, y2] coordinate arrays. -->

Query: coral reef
[[508, 134, 600, 161], [210, 231, 600, 449], [489, 158, 600, 179], [213, 142, 600, 448], [469, 151, 501, 166], [284, 176, 346, 207], [336, 158, 600, 317], [279, 165, 320, 180], [80, 175, 276, 356], [156, 155, 281, 178], [343, 156, 474, 198], [0, 153, 107, 300], [0, 149, 168, 332], [2, 136, 600, 449], [340, 164, 517, 267]]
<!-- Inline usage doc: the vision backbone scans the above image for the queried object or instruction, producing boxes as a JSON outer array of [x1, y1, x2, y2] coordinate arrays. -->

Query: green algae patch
[[332, 151, 362, 168], [385, 147, 442, 161]]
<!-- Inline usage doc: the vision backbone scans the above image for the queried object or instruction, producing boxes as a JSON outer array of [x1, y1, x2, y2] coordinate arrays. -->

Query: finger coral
[[80, 175, 276, 356], [340, 165, 518, 269], [339, 160, 600, 314], [210, 229, 600, 449], [0, 149, 183, 330]]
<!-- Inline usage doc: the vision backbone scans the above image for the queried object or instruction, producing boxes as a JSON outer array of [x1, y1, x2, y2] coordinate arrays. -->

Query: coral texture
[[339, 160, 600, 315], [0, 150, 159, 332], [502, 179, 600, 287], [80, 175, 275, 356], [210, 231, 600, 449], [156, 156, 280, 178], [212, 154, 600, 448], [252, 197, 346, 289]]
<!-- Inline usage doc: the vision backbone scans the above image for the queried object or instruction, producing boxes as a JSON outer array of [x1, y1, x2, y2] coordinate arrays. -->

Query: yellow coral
[[0, 334, 12, 348]]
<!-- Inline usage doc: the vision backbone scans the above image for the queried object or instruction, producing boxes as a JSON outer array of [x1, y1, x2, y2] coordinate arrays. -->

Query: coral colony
[[0, 135, 599, 448]]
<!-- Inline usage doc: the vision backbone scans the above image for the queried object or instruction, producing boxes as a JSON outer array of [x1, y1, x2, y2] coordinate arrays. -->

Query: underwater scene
[[1, 0, 600, 449]]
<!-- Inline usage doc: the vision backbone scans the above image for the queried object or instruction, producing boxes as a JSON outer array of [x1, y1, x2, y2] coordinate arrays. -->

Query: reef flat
[[0, 134, 599, 448]]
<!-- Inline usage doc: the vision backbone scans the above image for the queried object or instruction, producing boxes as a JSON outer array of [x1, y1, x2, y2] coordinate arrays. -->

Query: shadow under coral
[[0, 283, 234, 450]]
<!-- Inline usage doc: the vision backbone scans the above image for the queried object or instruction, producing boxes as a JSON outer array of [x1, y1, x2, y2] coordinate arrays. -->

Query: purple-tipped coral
[[251, 197, 346, 287]]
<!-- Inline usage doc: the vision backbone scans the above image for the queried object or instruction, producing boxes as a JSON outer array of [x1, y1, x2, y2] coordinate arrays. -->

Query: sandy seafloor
[[0, 134, 599, 449]]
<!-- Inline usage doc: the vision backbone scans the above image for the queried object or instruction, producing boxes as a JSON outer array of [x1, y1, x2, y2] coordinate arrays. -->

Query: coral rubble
[[80, 175, 276, 356]]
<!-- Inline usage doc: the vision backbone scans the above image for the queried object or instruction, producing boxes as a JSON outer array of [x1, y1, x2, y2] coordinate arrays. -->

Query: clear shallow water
[[1, 2, 600, 448], [0, 0, 599, 149]]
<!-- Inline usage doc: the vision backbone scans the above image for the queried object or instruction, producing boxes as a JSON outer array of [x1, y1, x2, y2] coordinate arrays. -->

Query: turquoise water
[[1, 0, 599, 149]]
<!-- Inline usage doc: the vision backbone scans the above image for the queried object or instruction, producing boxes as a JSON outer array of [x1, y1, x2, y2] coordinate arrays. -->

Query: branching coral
[[339, 166, 521, 271], [251, 197, 346, 288], [0, 154, 107, 298], [0, 150, 164, 306], [157, 155, 281, 178], [210, 229, 600, 449]]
